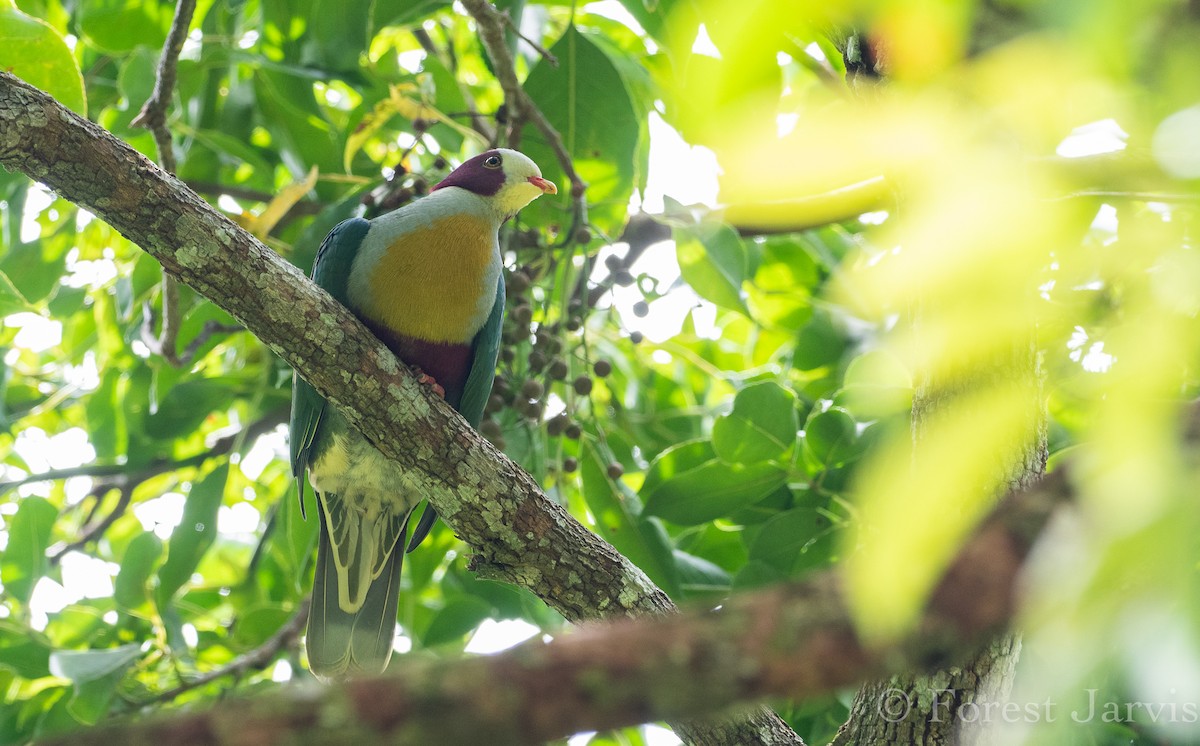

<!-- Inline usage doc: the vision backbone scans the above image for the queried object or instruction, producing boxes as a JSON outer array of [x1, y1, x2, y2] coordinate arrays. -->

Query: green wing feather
[[405, 273, 505, 553], [289, 217, 372, 505]]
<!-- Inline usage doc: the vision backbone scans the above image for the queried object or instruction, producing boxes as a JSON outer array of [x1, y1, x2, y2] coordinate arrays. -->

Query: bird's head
[[432, 148, 557, 218]]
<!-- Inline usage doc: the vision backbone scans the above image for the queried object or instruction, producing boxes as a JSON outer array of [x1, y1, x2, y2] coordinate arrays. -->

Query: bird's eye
[[483, 154, 503, 169]]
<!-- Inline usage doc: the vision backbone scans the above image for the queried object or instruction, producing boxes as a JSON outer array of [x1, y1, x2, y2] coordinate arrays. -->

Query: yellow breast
[[357, 214, 497, 343]]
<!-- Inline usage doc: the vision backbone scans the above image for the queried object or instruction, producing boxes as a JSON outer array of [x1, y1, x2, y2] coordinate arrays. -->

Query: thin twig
[[179, 321, 246, 363], [49, 482, 133, 562], [461, 0, 586, 206], [132, 0, 198, 368], [500, 11, 558, 66], [142, 599, 311, 706]]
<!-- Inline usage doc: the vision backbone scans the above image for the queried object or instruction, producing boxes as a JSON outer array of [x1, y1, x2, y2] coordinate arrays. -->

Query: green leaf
[[803, 407, 858, 468], [580, 445, 679, 597], [642, 459, 787, 525], [48, 644, 142, 684], [748, 508, 830, 573], [793, 309, 846, 371], [49, 644, 142, 725], [113, 531, 162, 611], [156, 464, 230, 607], [523, 26, 642, 237], [143, 379, 231, 439], [0, 3, 86, 114], [712, 381, 797, 464], [0, 269, 30, 316], [746, 238, 820, 331], [0, 621, 52, 678], [0, 495, 57, 605], [422, 596, 492, 648], [675, 222, 748, 313], [79, 0, 171, 53], [673, 549, 731, 596]]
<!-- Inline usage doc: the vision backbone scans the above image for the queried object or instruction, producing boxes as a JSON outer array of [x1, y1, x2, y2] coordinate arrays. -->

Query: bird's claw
[[412, 367, 446, 399]]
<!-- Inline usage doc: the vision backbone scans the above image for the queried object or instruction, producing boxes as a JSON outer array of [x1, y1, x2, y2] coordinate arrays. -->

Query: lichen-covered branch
[[40, 467, 1070, 746], [0, 72, 797, 746]]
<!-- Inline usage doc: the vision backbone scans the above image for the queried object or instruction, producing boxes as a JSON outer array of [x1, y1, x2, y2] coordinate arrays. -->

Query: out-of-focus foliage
[[1, 0, 1199, 744]]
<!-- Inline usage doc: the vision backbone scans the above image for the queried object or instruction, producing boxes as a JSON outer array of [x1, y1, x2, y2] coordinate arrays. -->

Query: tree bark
[[0, 72, 799, 746], [833, 337, 1046, 745]]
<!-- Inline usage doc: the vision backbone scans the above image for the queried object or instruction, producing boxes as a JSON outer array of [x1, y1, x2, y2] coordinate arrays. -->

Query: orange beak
[[528, 176, 558, 194]]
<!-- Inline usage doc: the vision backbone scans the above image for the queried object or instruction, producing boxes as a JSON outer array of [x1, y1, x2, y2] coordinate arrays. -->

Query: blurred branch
[[411, 28, 496, 142], [5, 408, 287, 497], [500, 11, 558, 66], [461, 0, 587, 208], [140, 599, 311, 707], [0, 72, 799, 746], [30, 409, 288, 560], [49, 482, 133, 563], [46, 469, 1072, 746], [581, 214, 671, 308], [132, 0, 197, 369]]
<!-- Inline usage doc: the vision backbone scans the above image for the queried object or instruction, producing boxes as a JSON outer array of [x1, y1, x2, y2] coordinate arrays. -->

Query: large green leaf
[[711, 381, 798, 465], [421, 596, 493, 648], [49, 644, 142, 724], [523, 25, 642, 237], [155, 463, 230, 607], [642, 457, 787, 525], [675, 222, 748, 314], [113, 531, 163, 611], [0, 621, 52, 678], [0, 495, 57, 605], [803, 407, 858, 469], [0, 2, 85, 114], [79, 0, 172, 53]]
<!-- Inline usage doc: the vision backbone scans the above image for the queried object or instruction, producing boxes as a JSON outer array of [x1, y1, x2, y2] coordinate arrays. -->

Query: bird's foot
[[411, 367, 446, 399]]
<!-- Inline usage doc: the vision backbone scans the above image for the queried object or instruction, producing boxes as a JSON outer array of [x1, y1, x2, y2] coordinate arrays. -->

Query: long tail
[[306, 503, 406, 679]]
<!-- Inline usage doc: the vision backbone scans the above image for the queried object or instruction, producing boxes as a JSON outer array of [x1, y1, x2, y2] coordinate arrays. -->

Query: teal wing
[[405, 273, 505, 552], [308, 497, 408, 679], [289, 217, 373, 504]]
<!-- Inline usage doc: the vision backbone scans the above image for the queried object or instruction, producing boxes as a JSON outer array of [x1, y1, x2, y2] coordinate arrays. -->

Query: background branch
[[42, 469, 1070, 746]]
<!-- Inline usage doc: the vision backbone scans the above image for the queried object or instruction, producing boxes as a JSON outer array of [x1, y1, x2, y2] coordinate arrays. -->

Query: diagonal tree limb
[[0, 72, 800, 746], [39, 467, 1071, 746]]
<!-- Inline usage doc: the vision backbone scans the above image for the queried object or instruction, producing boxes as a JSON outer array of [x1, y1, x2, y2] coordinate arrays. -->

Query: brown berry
[[573, 376, 593, 395], [565, 317, 582, 332], [508, 270, 531, 294], [629, 331, 644, 344], [548, 359, 568, 380], [604, 255, 622, 272], [520, 379, 544, 399], [562, 457, 578, 473], [606, 463, 624, 479], [574, 227, 592, 244], [528, 350, 547, 372], [485, 393, 505, 414], [546, 414, 568, 436], [633, 301, 649, 318], [512, 303, 533, 325], [480, 419, 502, 439], [565, 423, 582, 440], [593, 359, 612, 378]]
